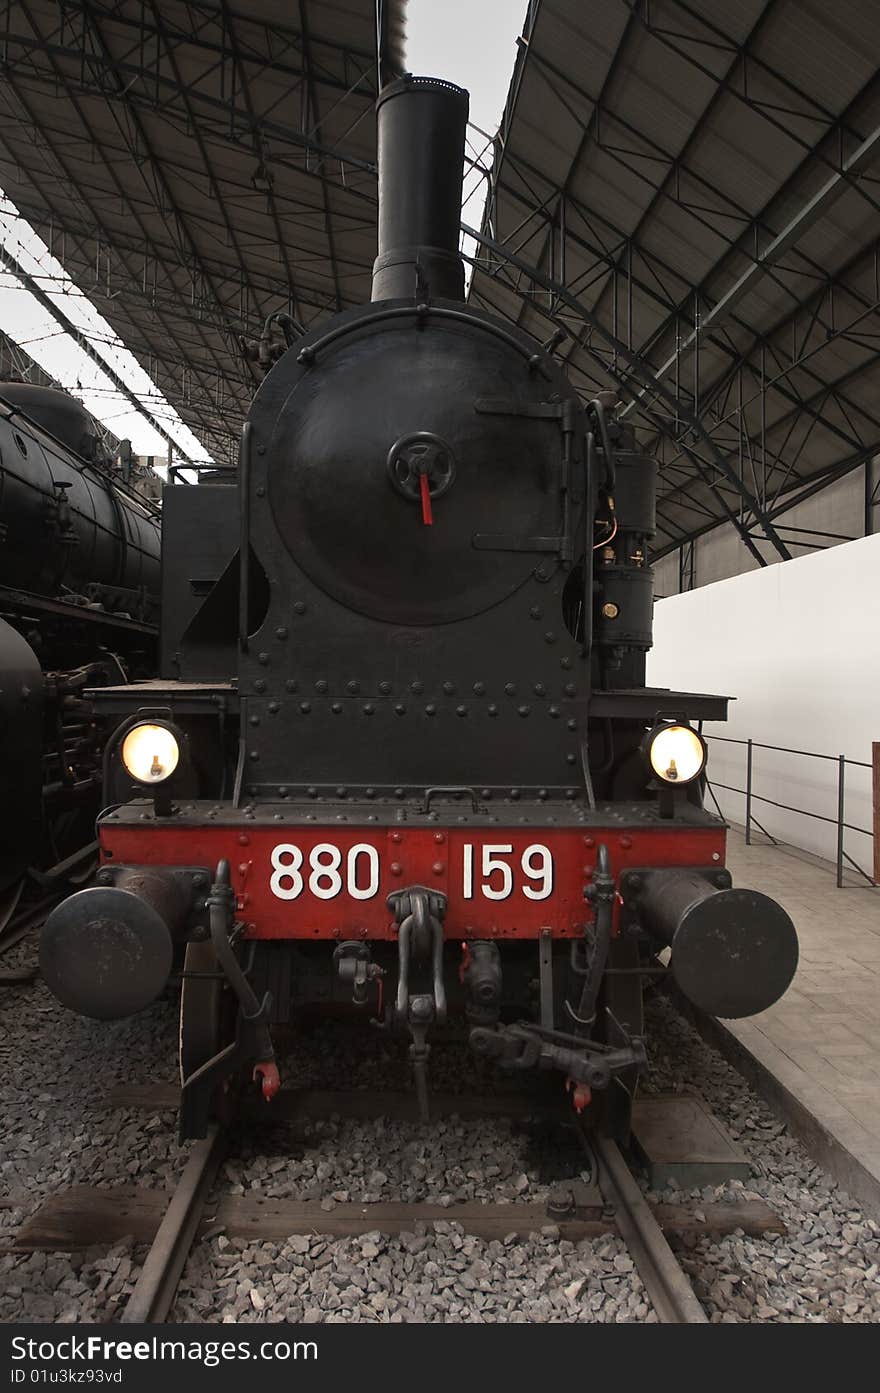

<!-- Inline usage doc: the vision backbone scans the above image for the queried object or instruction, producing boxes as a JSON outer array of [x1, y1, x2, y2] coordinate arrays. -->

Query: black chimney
[[371, 75, 469, 303]]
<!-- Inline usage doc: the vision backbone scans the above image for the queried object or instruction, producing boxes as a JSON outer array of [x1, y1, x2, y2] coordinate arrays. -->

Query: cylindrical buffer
[[371, 75, 469, 303], [636, 869, 799, 1019], [41, 868, 189, 1020]]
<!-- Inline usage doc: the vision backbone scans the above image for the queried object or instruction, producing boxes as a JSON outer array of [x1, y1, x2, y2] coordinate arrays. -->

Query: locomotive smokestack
[[371, 75, 469, 303]]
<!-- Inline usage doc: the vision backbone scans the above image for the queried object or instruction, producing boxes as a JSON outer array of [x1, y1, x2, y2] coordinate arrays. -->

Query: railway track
[[111, 1096, 712, 1325], [0, 895, 59, 985], [593, 1136, 707, 1324], [122, 1126, 225, 1325], [0, 841, 99, 982], [8, 1084, 786, 1322]]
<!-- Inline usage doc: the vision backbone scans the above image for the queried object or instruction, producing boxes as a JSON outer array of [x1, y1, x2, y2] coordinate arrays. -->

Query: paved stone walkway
[[720, 828, 880, 1205]]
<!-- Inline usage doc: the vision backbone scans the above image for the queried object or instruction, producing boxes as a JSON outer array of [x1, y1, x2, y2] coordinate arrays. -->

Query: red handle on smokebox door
[[420, 470, 433, 526]]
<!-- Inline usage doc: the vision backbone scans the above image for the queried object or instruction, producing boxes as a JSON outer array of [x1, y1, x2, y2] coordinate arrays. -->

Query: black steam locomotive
[[42, 77, 798, 1141], [0, 383, 160, 916]]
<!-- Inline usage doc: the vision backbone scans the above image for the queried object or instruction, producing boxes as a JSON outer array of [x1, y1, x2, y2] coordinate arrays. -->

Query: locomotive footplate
[[96, 798, 728, 943]]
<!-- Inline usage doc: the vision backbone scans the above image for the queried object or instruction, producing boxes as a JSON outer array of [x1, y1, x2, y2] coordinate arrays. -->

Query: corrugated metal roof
[[0, 0, 406, 462], [471, 0, 880, 560]]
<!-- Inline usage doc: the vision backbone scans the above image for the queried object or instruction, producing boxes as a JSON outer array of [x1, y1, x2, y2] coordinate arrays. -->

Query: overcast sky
[[407, 0, 524, 127], [407, 0, 526, 243], [0, 197, 212, 462]]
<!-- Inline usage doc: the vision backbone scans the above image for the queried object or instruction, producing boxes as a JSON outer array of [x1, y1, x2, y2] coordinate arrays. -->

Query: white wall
[[647, 532, 880, 875]]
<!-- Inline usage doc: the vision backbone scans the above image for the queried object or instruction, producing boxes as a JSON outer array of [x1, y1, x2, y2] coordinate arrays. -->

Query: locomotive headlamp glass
[[647, 724, 705, 785], [121, 723, 180, 784]]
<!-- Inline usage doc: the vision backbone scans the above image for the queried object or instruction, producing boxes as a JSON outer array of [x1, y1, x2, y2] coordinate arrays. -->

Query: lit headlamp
[[120, 722, 180, 785], [644, 722, 706, 786]]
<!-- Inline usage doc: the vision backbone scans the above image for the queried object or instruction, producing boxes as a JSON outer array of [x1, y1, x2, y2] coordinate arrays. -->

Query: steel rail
[[594, 1136, 708, 1324], [121, 1125, 226, 1324], [0, 892, 66, 955]]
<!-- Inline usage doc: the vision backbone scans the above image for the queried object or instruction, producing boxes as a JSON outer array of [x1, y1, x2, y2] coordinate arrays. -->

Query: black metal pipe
[[588, 397, 616, 497], [371, 75, 469, 302], [238, 421, 251, 654], [573, 843, 613, 1029], [583, 431, 596, 660], [207, 858, 275, 1065]]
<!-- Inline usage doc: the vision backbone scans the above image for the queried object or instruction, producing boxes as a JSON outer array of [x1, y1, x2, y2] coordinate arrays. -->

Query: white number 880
[[269, 843, 379, 901]]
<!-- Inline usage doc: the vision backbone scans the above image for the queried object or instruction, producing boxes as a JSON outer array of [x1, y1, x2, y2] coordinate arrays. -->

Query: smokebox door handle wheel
[[387, 432, 457, 520]]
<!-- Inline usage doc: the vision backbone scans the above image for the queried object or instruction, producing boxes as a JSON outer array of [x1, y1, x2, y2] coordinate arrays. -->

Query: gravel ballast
[[0, 929, 181, 1322], [2, 929, 879, 1323]]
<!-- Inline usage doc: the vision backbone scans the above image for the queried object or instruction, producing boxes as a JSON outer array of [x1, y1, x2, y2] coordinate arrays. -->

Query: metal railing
[[703, 734, 878, 890]]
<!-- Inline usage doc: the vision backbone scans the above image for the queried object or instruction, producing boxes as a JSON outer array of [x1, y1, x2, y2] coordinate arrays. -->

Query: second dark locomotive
[[0, 383, 160, 909]]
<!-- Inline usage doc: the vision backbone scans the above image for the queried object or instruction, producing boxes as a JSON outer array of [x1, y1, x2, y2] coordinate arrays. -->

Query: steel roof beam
[[626, 122, 880, 416], [483, 265, 855, 545], [483, 2, 880, 549], [0, 236, 197, 463], [0, 33, 239, 446], [298, 0, 342, 312], [8, 0, 250, 382], [137, 0, 268, 339], [3, 172, 375, 303], [520, 43, 880, 372], [55, 0, 378, 89], [486, 9, 643, 316], [630, 0, 880, 196], [651, 323, 880, 505], [466, 223, 790, 564], [479, 234, 876, 549], [651, 438, 880, 563], [669, 234, 880, 433], [490, 46, 880, 455], [621, 2, 880, 346], [531, 0, 779, 318], [0, 19, 378, 179], [0, 0, 392, 458], [217, 0, 303, 322], [486, 153, 878, 474]]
